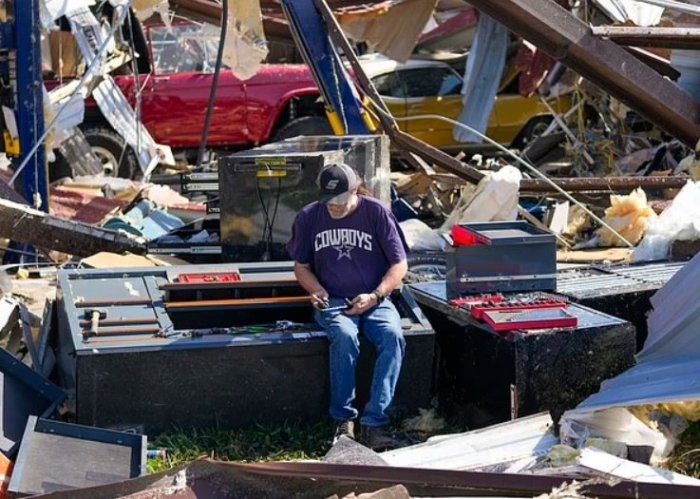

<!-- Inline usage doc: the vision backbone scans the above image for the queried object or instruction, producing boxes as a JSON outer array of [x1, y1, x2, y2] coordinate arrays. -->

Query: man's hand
[[346, 293, 378, 315], [310, 288, 330, 310]]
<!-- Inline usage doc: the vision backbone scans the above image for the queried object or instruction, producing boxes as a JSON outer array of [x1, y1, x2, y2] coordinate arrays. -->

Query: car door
[[145, 23, 248, 148], [370, 70, 408, 129], [401, 66, 464, 148]]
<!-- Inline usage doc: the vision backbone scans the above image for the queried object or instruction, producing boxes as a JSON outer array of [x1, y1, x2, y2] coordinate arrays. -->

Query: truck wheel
[[511, 116, 553, 149], [272, 116, 333, 142], [82, 126, 140, 179]]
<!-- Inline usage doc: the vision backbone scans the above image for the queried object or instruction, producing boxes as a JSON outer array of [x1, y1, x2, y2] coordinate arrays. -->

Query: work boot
[[359, 426, 401, 451], [332, 420, 355, 445]]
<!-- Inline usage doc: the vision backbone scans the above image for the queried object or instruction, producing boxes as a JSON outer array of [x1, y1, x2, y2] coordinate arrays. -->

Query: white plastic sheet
[[399, 218, 445, 252], [632, 180, 700, 262], [442, 165, 522, 229], [223, 0, 269, 81]]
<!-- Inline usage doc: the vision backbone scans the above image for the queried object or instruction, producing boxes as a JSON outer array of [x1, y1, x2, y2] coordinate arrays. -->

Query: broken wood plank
[[0, 198, 146, 257]]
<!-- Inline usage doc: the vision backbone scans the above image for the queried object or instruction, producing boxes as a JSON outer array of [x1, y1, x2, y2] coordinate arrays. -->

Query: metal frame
[[0, 347, 66, 457], [280, 0, 369, 135], [9, 415, 146, 495], [13, 0, 47, 210]]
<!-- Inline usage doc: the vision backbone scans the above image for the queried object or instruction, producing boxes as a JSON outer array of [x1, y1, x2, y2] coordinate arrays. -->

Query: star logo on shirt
[[334, 243, 354, 260]]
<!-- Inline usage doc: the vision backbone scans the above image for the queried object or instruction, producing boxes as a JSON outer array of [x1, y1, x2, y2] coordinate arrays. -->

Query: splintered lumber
[[0, 198, 146, 257]]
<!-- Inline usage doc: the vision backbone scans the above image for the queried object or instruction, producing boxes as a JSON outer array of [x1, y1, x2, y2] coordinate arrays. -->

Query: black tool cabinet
[[56, 262, 434, 434], [408, 281, 636, 426]]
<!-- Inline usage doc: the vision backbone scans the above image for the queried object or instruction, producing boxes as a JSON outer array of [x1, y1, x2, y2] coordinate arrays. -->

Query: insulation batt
[[598, 187, 656, 247]]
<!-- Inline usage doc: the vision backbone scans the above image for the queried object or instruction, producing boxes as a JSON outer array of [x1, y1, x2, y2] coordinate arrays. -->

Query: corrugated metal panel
[[380, 413, 556, 471]]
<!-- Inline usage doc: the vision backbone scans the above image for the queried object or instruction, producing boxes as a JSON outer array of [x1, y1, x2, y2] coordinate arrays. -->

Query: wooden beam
[[0, 198, 146, 257], [165, 296, 312, 309]]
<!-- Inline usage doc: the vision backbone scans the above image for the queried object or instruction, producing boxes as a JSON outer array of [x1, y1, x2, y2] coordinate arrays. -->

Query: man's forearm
[[375, 260, 408, 296], [294, 262, 324, 294]]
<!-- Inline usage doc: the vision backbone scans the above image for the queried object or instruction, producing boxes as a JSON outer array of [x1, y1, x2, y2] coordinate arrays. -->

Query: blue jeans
[[316, 298, 405, 427]]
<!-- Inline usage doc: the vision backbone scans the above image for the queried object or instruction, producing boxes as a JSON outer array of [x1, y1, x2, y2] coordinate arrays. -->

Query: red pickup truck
[[69, 22, 330, 178]]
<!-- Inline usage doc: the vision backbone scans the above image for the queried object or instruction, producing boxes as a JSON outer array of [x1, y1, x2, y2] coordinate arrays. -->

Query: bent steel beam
[[591, 26, 700, 50], [466, 0, 700, 149]]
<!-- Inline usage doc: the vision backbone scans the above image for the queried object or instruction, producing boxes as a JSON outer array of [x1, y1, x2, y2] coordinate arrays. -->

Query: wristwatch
[[372, 288, 386, 303]]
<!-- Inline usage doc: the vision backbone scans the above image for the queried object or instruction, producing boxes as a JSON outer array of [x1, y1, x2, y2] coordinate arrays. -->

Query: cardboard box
[[49, 31, 81, 78]]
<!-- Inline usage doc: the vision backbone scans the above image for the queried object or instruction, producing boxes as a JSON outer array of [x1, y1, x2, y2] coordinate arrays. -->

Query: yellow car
[[360, 55, 573, 151]]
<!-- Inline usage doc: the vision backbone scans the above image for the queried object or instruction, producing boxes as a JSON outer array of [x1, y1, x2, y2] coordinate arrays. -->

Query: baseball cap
[[318, 163, 360, 204]]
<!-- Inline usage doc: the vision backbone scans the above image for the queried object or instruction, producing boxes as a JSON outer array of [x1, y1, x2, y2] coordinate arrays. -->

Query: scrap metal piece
[[66, 7, 162, 177], [30, 457, 700, 498], [8, 415, 146, 496], [592, 26, 700, 50], [465, 0, 700, 148], [0, 198, 147, 257], [0, 348, 66, 458]]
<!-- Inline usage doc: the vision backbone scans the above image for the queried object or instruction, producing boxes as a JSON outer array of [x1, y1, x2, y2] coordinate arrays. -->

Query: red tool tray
[[178, 272, 241, 284], [448, 294, 505, 309], [483, 308, 578, 332], [470, 297, 569, 321]]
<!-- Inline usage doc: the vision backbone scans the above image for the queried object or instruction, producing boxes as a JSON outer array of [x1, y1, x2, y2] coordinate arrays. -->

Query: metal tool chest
[[56, 262, 434, 433]]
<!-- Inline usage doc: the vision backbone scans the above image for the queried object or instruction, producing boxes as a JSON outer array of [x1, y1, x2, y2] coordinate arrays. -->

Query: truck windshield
[[149, 23, 228, 75]]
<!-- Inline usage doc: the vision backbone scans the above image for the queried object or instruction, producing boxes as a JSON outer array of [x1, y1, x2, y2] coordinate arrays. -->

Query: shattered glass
[[149, 23, 227, 75]]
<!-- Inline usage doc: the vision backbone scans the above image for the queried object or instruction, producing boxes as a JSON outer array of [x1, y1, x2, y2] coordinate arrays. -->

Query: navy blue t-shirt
[[287, 196, 408, 299]]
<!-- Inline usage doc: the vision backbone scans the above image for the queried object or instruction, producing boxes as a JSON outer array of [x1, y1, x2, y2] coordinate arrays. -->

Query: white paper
[[40, 0, 95, 29]]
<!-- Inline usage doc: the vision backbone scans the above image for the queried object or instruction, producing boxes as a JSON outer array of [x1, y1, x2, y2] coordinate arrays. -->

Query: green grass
[[146, 421, 333, 473], [666, 421, 700, 479], [147, 419, 700, 478]]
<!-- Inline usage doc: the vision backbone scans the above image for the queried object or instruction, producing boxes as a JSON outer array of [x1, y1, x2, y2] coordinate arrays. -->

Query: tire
[[405, 252, 447, 283], [272, 116, 333, 142], [82, 126, 140, 179], [511, 116, 553, 149]]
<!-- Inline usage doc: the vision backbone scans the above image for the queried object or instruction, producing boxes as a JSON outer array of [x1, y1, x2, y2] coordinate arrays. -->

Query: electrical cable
[[366, 104, 634, 248], [267, 177, 283, 258], [256, 178, 272, 260], [255, 175, 283, 261], [195, 0, 228, 168]]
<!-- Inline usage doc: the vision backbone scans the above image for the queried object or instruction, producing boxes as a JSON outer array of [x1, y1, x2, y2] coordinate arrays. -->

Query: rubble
[[0, 197, 146, 258], [2, 0, 700, 496]]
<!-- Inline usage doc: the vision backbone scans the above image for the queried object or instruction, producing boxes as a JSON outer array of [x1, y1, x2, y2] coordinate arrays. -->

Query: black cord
[[255, 176, 283, 261], [195, 0, 228, 168], [256, 178, 272, 260], [267, 177, 283, 257]]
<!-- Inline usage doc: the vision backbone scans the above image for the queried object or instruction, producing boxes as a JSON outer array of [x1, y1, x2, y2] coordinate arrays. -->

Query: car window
[[399, 68, 462, 98], [149, 23, 228, 75], [371, 72, 406, 98]]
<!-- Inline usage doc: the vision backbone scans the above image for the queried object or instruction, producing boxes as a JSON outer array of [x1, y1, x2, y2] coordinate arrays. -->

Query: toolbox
[[409, 281, 635, 426], [445, 221, 556, 297], [55, 262, 434, 433], [218, 135, 390, 262]]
